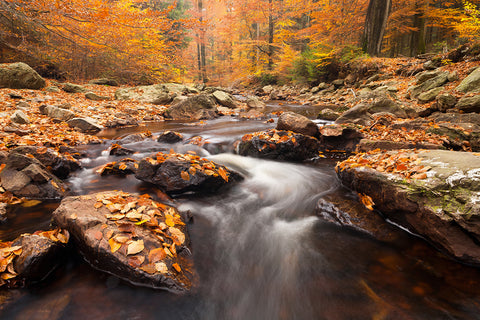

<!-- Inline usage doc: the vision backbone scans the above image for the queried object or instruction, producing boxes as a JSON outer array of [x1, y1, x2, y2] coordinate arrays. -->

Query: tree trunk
[[267, 0, 274, 70], [361, 0, 392, 56]]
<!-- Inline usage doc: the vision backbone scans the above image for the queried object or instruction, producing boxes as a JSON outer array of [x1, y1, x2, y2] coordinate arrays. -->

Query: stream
[[2, 102, 480, 319]]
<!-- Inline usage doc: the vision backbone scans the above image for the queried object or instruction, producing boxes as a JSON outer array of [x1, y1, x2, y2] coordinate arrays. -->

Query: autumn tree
[[361, 0, 392, 56]]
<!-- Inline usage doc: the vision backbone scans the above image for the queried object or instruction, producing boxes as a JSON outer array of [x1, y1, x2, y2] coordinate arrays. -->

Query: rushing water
[[2, 105, 480, 320]]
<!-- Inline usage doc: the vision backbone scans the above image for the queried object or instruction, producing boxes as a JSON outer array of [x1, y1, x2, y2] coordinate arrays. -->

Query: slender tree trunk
[[361, 0, 392, 56], [410, 1, 429, 56], [196, 0, 207, 83], [267, 0, 274, 70]]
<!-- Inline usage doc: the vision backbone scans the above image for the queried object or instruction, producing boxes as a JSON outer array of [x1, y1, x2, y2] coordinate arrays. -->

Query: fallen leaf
[[155, 262, 168, 274], [172, 263, 181, 272], [128, 255, 145, 268], [359, 193, 375, 211], [169, 227, 185, 245], [108, 238, 122, 253], [127, 240, 144, 255], [181, 171, 190, 181], [148, 247, 167, 263], [218, 167, 228, 182]]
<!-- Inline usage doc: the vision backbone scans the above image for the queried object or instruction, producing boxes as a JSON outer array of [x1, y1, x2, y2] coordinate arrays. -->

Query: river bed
[[1, 104, 480, 320]]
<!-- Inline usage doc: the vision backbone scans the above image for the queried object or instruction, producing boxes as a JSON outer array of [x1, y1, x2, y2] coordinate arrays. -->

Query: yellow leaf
[[155, 262, 168, 274], [172, 263, 181, 272], [108, 238, 122, 253], [169, 227, 185, 245]]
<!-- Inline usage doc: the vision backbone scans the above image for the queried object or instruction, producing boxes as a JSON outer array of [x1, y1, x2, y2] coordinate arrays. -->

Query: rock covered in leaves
[[0, 152, 67, 199], [336, 149, 480, 266], [276, 112, 319, 137], [135, 151, 242, 194], [96, 158, 138, 176], [238, 129, 321, 161], [52, 191, 194, 292], [0, 229, 69, 287], [318, 124, 363, 154], [0, 62, 46, 90]]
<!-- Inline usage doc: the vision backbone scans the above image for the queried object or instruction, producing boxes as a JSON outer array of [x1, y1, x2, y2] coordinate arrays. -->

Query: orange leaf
[[148, 247, 167, 263], [218, 167, 228, 182], [181, 171, 190, 181], [108, 238, 122, 253], [359, 193, 375, 211], [127, 240, 144, 255], [172, 263, 181, 272]]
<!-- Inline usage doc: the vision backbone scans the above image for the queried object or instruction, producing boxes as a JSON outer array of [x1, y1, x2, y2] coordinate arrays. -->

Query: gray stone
[[246, 96, 265, 109], [114, 84, 177, 105], [456, 95, 480, 113], [10, 110, 30, 124], [62, 83, 87, 93], [67, 117, 103, 132], [456, 67, 480, 93], [448, 71, 459, 82], [212, 90, 237, 108], [0, 62, 45, 89], [89, 78, 119, 86], [262, 85, 274, 94], [418, 87, 444, 103], [436, 93, 457, 112], [416, 70, 443, 84], [336, 98, 408, 126], [16, 101, 29, 109], [409, 72, 449, 98], [45, 86, 60, 93], [164, 94, 217, 120], [332, 79, 344, 88], [317, 108, 340, 121], [42, 106, 76, 121], [85, 92, 110, 101]]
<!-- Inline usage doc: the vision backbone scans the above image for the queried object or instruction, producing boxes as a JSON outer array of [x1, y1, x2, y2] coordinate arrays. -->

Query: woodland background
[[0, 0, 478, 86]]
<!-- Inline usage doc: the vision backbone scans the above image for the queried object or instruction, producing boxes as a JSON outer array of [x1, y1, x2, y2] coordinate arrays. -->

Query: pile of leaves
[[336, 149, 432, 180], [92, 192, 188, 276], [144, 151, 230, 182], [242, 129, 299, 148], [0, 229, 69, 287]]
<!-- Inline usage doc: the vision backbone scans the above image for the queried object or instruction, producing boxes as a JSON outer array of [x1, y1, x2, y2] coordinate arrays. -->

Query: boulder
[[238, 129, 321, 161], [409, 72, 449, 98], [12, 230, 69, 283], [212, 90, 238, 108], [10, 110, 30, 124], [429, 112, 480, 126], [62, 83, 87, 93], [10, 146, 81, 179], [67, 117, 103, 133], [456, 95, 480, 113], [109, 144, 135, 157], [89, 78, 119, 86], [318, 124, 363, 153], [336, 149, 480, 266], [356, 139, 444, 152], [164, 95, 217, 120], [317, 108, 340, 121], [335, 98, 409, 126], [96, 159, 138, 176], [40, 105, 76, 121], [435, 94, 457, 112], [276, 112, 319, 137], [157, 131, 184, 144], [52, 191, 195, 292], [85, 92, 110, 101], [246, 96, 266, 109], [417, 87, 444, 103], [114, 84, 193, 104], [0, 62, 46, 89], [456, 67, 480, 93], [0, 152, 67, 199], [135, 152, 242, 195]]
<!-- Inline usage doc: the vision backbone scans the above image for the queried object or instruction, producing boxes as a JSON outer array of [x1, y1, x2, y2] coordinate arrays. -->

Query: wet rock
[[356, 139, 444, 152], [456, 67, 480, 93], [109, 144, 135, 157], [67, 117, 103, 133], [0, 62, 46, 89], [246, 96, 266, 109], [238, 129, 321, 161], [52, 191, 195, 292], [164, 94, 217, 120], [316, 193, 400, 242], [11, 146, 81, 179], [10, 110, 30, 124], [429, 112, 480, 126], [104, 116, 139, 128], [157, 131, 184, 144], [116, 132, 153, 145], [40, 105, 76, 121], [317, 108, 340, 121], [62, 83, 87, 93], [456, 95, 480, 113], [337, 149, 480, 266], [0, 152, 67, 199], [276, 112, 319, 137], [212, 90, 237, 109], [89, 78, 119, 86], [85, 92, 110, 101], [318, 124, 363, 153], [9, 93, 23, 99], [12, 231, 68, 283], [135, 152, 242, 195], [97, 159, 138, 176]]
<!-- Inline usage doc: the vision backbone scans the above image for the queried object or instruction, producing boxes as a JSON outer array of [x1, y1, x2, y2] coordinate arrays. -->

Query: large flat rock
[[336, 149, 480, 265]]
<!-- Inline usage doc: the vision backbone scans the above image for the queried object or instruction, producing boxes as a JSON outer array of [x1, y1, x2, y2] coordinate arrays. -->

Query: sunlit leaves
[[127, 240, 144, 255]]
